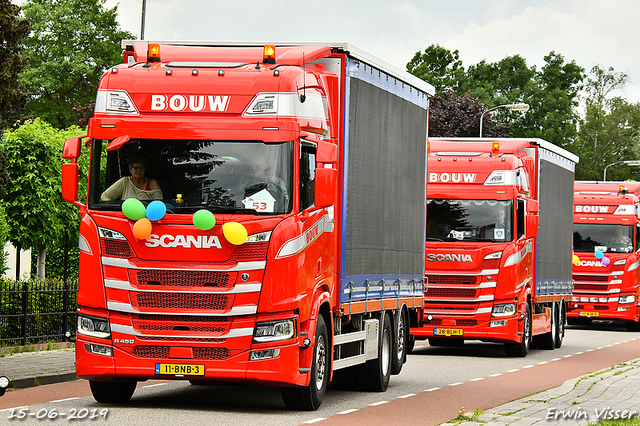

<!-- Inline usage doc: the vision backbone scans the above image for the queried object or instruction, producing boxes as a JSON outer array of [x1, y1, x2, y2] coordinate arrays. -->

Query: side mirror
[[314, 168, 336, 208], [525, 214, 539, 239], [316, 140, 337, 164], [62, 162, 79, 203], [63, 135, 86, 159], [526, 199, 539, 214]]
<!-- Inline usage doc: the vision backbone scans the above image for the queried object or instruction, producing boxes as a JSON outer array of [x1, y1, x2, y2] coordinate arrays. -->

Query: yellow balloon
[[223, 222, 247, 245], [133, 218, 152, 240], [572, 254, 580, 265]]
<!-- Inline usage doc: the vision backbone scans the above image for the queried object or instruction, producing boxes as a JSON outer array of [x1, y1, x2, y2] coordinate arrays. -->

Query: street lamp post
[[479, 103, 530, 137], [603, 160, 640, 181]]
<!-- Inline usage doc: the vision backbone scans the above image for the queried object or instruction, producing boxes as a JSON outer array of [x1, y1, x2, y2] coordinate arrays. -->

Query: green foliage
[[407, 44, 467, 93], [0, 0, 31, 130], [19, 0, 134, 128], [0, 119, 86, 255]]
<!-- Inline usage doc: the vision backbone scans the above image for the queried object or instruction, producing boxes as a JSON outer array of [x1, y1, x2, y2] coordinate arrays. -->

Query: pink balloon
[[602, 256, 610, 266]]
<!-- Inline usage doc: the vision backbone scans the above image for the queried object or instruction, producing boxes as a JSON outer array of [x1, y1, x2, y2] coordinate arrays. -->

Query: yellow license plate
[[155, 363, 205, 376], [434, 328, 463, 336], [579, 311, 599, 318]]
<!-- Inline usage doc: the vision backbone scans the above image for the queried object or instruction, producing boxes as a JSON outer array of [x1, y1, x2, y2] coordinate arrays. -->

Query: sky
[[104, 0, 640, 104]]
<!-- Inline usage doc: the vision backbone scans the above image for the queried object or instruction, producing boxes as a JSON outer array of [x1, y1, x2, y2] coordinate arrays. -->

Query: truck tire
[[538, 302, 557, 350], [355, 313, 392, 392], [391, 310, 407, 375], [89, 380, 137, 403], [555, 301, 565, 348], [626, 319, 640, 331], [505, 303, 531, 357], [407, 334, 416, 354], [281, 316, 328, 411]]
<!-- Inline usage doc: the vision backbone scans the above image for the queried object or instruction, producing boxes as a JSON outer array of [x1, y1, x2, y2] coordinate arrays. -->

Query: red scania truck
[[570, 181, 640, 330], [410, 138, 578, 357], [61, 41, 432, 410]]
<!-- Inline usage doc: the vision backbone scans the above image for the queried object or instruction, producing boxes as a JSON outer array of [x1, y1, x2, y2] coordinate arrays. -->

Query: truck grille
[[456, 319, 478, 326], [132, 315, 231, 334], [573, 275, 609, 283], [128, 270, 237, 288], [101, 239, 132, 258], [131, 345, 231, 360], [231, 242, 268, 261], [573, 284, 608, 292], [424, 304, 476, 312], [479, 258, 500, 269], [426, 275, 478, 286], [130, 292, 234, 310], [427, 288, 477, 298]]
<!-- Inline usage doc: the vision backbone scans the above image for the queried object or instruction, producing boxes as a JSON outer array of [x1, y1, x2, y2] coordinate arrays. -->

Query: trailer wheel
[[89, 380, 137, 403], [505, 302, 531, 357], [555, 301, 566, 348], [281, 315, 328, 411], [391, 310, 407, 375], [355, 313, 392, 392], [538, 302, 557, 350]]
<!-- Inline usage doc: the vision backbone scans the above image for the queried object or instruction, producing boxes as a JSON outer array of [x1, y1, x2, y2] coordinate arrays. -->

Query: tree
[[573, 66, 640, 180], [0, 0, 31, 130], [406, 44, 467, 93], [19, 0, 134, 129], [429, 90, 509, 138], [0, 119, 86, 279]]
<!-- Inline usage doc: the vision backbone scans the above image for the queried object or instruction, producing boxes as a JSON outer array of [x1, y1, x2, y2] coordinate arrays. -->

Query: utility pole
[[141, 0, 146, 40]]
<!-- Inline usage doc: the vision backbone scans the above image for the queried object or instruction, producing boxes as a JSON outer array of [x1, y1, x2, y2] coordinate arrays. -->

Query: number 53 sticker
[[242, 189, 276, 212]]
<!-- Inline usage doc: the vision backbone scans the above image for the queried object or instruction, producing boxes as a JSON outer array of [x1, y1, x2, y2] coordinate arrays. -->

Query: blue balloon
[[594, 250, 604, 259], [146, 200, 166, 221]]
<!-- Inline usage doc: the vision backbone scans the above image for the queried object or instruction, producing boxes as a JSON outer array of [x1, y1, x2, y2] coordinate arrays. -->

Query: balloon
[[122, 198, 146, 220], [146, 200, 166, 221], [133, 218, 152, 240], [193, 209, 216, 230], [602, 256, 611, 266], [223, 222, 248, 245], [572, 254, 580, 265], [594, 250, 604, 259]]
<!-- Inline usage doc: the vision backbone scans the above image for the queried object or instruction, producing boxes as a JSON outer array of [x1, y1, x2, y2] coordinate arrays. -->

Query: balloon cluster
[[572, 252, 580, 265], [594, 250, 611, 266], [121, 199, 247, 245]]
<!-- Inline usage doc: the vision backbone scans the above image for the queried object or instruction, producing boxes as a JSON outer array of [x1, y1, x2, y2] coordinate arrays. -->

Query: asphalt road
[[2, 321, 639, 426]]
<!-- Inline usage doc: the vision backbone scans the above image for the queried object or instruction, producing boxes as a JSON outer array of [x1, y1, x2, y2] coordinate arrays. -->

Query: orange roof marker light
[[492, 141, 500, 157], [148, 43, 161, 62], [263, 45, 276, 64]]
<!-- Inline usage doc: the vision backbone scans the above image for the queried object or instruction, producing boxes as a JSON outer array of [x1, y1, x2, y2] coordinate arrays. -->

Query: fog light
[[618, 307, 630, 312], [250, 349, 281, 360], [490, 320, 508, 327], [84, 343, 113, 357]]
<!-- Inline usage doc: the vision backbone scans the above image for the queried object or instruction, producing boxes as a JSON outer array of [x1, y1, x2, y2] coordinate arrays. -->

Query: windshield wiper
[[426, 237, 444, 242]]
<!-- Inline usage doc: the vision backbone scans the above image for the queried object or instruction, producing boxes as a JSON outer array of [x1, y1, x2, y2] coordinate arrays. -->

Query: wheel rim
[[558, 305, 565, 338], [381, 327, 391, 376], [396, 315, 405, 361], [524, 309, 531, 350], [314, 334, 326, 391]]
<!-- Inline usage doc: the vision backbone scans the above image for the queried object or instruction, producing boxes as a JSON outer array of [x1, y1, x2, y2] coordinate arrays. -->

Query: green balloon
[[122, 198, 146, 221], [193, 209, 216, 230]]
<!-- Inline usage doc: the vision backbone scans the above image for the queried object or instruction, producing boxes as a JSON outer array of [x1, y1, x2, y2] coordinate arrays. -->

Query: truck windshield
[[88, 139, 294, 214], [574, 224, 634, 253], [427, 199, 513, 242]]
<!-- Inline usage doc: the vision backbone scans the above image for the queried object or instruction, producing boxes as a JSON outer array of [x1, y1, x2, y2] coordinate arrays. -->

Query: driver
[[242, 155, 289, 202], [610, 227, 632, 246]]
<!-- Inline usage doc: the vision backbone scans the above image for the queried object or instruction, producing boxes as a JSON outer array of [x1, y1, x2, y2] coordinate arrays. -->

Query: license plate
[[579, 311, 600, 318], [434, 328, 463, 336], [155, 363, 205, 376]]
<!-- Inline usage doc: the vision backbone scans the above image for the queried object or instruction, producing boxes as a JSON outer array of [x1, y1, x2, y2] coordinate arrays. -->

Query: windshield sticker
[[494, 229, 506, 239], [242, 189, 275, 212], [448, 230, 465, 240], [594, 245, 607, 253]]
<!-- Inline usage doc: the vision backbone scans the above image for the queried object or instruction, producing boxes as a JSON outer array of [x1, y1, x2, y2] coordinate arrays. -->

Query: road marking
[[586, 349, 595, 352], [449, 382, 464, 386], [425, 387, 441, 392], [537, 361, 548, 365], [337, 409, 359, 415], [469, 377, 484, 382], [489, 373, 502, 377], [506, 369, 520, 373], [369, 401, 389, 406], [522, 365, 534, 369], [399, 394, 416, 398], [550, 358, 561, 361], [563, 355, 573, 358], [51, 397, 79, 403], [575, 351, 584, 355]]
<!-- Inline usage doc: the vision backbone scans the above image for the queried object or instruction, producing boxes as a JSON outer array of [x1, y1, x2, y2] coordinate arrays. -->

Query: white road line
[[550, 358, 561, 361], [469, 377, 484, 382], [399, 394, 416, 398], [337, 409, 359, 415], [489, 373, 502, 377], [302, 418, 326, 424], [424, 387, 441, 392], [575, 351, 584, 355], [506, 369, 520, 373], [537, 361, 548, 365], [369, 401, 389, 406], [448, 382, 463, 386], [522, 365, 534, 369], [51, 397, 79, 403], [563, 355, 573, 358]]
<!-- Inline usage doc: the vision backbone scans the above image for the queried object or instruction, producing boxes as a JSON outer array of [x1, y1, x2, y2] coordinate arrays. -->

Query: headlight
[[98, 227, 127, 240], [492, 303, 516, 317], [78, 315, 111, 339], [253, 319, 296, 343], [619, 295, 636, 304]]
